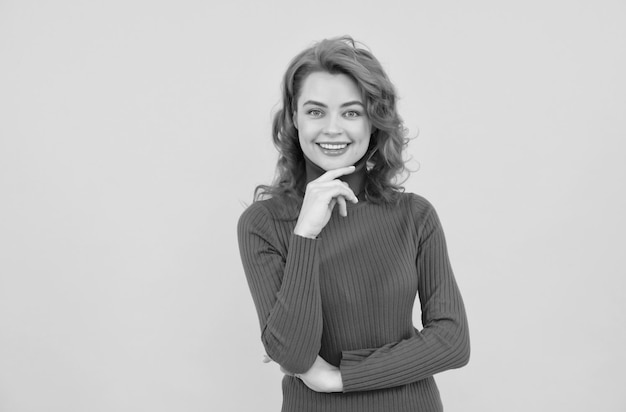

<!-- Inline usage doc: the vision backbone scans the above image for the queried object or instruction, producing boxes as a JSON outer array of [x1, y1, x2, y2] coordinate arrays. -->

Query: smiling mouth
[[317, 143, 349, 150], [316, 142, 350, 156]]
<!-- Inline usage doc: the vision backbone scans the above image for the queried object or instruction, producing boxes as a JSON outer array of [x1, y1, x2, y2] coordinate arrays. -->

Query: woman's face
[[294, 71, 372, 171]]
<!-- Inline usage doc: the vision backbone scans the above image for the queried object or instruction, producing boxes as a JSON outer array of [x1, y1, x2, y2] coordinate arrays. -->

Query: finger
[[315, 166, 356, 182], [340, 181, 359, 204], [337, 196, 347, 217], [328, 197, 337, 211], [337, 185, 358, 204], [319, 181, 358, 203]]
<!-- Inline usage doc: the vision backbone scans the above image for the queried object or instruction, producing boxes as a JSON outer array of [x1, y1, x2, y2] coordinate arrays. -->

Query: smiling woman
[[256, 36, 409, 206], [237, 36, 470, 412]]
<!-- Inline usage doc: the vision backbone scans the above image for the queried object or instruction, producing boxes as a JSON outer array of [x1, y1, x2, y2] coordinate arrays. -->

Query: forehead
[[297, 72, 362, 105]]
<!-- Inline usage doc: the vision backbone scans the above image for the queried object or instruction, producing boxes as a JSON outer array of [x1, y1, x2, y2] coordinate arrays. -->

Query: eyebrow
[[302, 100, 364, 108]]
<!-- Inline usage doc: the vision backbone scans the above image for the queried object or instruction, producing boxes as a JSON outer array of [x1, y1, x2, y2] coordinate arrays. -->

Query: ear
[[292, 111, 298, 130]]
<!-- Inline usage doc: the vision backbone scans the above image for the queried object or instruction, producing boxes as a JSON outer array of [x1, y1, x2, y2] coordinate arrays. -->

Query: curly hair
[[255, 36, 408, 205]]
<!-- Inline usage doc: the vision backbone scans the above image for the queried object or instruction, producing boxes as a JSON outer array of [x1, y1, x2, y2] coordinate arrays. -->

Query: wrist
[[294, 224, 318, 239], [333, 369, 344, 392]]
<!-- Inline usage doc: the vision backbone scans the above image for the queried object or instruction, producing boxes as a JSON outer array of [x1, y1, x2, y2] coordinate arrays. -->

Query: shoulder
[[238, 198, 275, 230], [396, 192, 437, 219], [237, 200, 275, 248], [394, 192, 443, 236], [238, 197, 297, 234], [238, 199, 267, 225]]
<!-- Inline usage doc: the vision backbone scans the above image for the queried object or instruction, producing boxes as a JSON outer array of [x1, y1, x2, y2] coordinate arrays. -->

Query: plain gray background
[[1, 1, 625, 411]]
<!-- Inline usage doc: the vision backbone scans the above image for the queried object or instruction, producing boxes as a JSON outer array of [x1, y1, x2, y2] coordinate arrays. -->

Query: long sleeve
[[339, 198, 470, 392], [237, 201, 323, 374]]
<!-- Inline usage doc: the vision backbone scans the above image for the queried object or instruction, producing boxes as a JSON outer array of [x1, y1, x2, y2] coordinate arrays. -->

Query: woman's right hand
[[293, 166, 359, 239]]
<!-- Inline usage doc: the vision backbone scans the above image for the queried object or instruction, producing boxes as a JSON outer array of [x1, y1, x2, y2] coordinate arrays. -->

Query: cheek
[[297, 121, 319, 141], [354, 121, 372, 141]]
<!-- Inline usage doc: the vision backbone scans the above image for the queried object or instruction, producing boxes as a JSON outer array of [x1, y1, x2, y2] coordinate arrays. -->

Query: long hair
[[256, 36, 408, 205]]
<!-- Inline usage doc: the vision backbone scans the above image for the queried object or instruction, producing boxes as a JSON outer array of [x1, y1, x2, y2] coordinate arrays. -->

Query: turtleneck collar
[[304, 154, 368, 197]]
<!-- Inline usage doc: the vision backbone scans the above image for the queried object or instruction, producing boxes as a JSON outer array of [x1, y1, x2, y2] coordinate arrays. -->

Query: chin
[[314, 152, 362, 169], [317, 159, 355, 171]]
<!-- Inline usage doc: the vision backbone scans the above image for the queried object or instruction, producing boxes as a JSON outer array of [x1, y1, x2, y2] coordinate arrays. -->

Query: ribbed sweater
[[237, 165, 470, 412]]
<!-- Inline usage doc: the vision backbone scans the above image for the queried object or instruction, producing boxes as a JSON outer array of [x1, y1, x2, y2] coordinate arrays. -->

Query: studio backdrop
[[1, 1, 625, 411]]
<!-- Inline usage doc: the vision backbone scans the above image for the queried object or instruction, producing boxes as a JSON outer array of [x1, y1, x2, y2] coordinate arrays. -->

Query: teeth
[[319, 143, 348, 150]]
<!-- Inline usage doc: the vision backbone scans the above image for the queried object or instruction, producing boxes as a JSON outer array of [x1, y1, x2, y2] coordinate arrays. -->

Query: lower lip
[[318, 145, 349, 156]]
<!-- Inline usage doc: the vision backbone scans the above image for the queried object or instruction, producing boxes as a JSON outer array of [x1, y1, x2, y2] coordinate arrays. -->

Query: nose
[[322, 114, 343, 136]]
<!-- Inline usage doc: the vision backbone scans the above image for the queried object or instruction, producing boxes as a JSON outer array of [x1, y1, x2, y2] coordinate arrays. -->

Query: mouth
[[316, 142, 350, 156]]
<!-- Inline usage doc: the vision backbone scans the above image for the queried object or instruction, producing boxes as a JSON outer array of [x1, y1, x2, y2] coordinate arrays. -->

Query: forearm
[[340, 316, 469, 392]]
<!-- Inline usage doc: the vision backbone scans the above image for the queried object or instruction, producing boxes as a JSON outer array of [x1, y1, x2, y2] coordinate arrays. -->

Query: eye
[[344, 110, 362, 118], [307, 109, 324, 118]]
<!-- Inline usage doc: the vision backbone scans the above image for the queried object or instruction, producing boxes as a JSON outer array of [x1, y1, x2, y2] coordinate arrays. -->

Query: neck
[[304, 155, 368, 197]]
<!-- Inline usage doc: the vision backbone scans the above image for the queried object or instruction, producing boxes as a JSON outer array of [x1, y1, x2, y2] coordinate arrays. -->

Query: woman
[[237, 36, 469, 411]]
